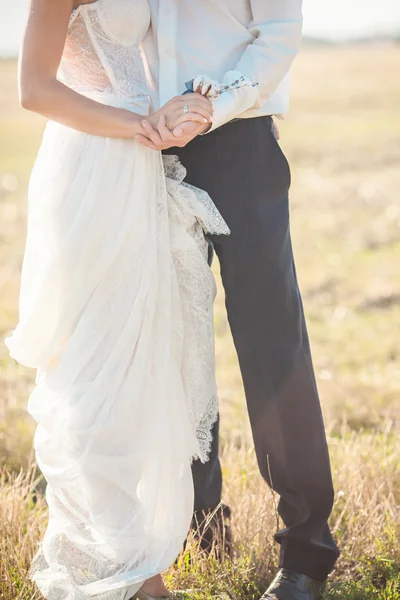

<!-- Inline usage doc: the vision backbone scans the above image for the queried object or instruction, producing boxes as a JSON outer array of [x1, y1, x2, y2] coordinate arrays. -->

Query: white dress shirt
[[142, 0, 303, 131]]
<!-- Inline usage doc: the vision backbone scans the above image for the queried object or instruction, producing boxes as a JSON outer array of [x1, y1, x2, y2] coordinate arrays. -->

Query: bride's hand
[[135, 115, 209, 151], [149, 94, 213, 131]]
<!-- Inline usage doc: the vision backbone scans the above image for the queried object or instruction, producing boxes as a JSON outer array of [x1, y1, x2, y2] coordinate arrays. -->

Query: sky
[[0, 0, 400, 57]]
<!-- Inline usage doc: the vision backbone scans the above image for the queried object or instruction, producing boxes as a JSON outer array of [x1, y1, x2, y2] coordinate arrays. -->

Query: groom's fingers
[[182, 93, 213, 110], [167, 109, 211, 130], [180, 104, 213, 122], [186, 101, 214, 119], [272, 119, 280, 141], [172, 121, 203, 138], [173, 122, 210, 141], [201, 82, 213, 97], [171, 112, 211, 130], [178, 96, 214, 120]]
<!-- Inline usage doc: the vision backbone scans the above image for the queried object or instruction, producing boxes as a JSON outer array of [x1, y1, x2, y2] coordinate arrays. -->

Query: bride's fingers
[[157, 115, 178, 143], [135, 134, 158, 150], [140, 119, 164, 146]]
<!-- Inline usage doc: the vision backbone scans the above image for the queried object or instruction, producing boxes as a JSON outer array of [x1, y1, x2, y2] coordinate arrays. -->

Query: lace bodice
[[58, 0, 151, 113]]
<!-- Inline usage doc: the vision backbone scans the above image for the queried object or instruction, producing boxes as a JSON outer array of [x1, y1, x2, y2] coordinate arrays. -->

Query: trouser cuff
[[278, 539, 339, 581]]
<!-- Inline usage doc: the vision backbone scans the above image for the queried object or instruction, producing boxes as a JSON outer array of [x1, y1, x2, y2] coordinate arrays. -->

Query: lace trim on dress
[[62, 1, 150, 106], [70, 2, 100, 27], [163, 155, 230, 463]]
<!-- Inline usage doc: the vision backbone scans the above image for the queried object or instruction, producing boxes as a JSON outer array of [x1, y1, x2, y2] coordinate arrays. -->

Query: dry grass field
[[1, 44, 400, 599]]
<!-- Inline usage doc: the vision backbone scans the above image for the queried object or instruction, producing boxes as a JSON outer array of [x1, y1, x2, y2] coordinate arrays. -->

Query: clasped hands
[[134, 87, 280, 151], [135, 93, 213, 151]]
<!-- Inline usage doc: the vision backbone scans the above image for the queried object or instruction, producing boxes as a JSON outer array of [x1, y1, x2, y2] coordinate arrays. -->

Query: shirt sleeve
[[207, 0, 303, 132]]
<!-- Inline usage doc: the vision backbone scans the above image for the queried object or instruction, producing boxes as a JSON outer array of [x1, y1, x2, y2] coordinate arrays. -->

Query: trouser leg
[[163, 117, 339, 578]]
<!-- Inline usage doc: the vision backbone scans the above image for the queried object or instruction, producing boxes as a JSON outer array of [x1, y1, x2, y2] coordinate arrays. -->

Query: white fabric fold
[[6, 122, 230, 600]]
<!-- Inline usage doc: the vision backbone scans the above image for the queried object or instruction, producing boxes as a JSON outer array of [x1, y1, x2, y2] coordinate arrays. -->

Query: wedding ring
[[183, 105, 189, 115]]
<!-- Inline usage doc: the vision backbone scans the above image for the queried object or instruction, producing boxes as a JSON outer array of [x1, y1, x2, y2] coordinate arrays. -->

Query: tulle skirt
[[5, 119, 229, 600]]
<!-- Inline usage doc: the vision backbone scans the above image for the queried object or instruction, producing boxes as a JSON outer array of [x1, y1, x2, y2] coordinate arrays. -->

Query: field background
[[1, 44, 399, 599]]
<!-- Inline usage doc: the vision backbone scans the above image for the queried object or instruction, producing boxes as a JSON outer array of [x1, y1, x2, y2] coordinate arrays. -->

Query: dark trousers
[[164, 116, 339, 580]]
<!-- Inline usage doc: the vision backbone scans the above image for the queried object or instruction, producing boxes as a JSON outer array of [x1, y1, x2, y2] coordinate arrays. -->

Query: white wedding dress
[[5, 1, 229, 598]]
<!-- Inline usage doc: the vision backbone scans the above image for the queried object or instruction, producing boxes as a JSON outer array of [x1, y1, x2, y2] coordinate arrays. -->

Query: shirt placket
[[157, 0, 179, 106]]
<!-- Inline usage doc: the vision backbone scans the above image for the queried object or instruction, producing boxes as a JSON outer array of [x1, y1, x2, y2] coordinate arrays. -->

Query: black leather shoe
[[260, 569, 327, 600]]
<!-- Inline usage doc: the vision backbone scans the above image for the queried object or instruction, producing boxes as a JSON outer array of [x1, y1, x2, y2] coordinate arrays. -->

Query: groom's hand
[[172, 120, 212, 137], [135, 115, 209, 151]]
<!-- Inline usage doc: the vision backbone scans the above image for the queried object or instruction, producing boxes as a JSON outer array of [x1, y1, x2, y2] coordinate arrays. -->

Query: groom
[[139, 2, 340, 599]]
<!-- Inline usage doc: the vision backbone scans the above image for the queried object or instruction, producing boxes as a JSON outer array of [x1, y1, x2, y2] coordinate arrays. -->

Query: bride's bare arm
[[19, 0, 212, 139]]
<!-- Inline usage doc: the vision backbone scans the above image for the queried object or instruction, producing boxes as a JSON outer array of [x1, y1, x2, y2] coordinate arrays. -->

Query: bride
[[6, 1, 230, 599]]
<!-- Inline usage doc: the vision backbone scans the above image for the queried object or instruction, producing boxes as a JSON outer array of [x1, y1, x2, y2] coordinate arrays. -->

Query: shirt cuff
[[205, 70, 260, 133]]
